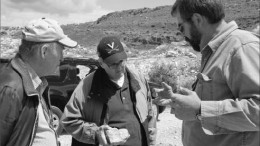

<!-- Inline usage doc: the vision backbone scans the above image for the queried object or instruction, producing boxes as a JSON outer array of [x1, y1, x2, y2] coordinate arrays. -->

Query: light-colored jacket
[[62, 67, 157, 145], [183, 21, 260, 146]]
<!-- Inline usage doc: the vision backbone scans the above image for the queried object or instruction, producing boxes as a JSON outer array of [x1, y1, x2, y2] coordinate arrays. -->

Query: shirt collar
[[202, 21, 239, 53], [26, 63, 48, 91], [110, 74, 125, 88]]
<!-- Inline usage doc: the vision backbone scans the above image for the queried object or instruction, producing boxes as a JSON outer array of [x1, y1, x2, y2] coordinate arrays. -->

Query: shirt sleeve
[[61, 80, 99, 144], [200, 41, 260, 135], [0, 86, 22, 145]]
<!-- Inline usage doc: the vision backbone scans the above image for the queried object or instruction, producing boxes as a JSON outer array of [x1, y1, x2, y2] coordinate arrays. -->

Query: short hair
[[18, 40, 45, 57], [18, 40, 57, 58], [171, 0, 225, 24]]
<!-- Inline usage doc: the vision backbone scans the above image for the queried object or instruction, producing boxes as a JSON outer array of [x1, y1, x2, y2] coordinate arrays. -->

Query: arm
[[61, 79, 99, 144], [152, 39, 259, 135], [201, 41, 260, 134], [0, 86, 21, 146]]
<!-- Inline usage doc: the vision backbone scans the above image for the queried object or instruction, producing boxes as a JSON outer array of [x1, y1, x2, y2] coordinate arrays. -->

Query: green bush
[[148, 59, 200, 91]]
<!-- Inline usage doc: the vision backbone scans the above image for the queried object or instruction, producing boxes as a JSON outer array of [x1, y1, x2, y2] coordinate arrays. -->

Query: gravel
[[59, 107, 183, 146], [156, 107, 183, 146]]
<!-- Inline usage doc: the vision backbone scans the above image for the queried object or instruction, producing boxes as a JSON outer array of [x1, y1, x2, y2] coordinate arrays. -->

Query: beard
[[185, 23, 202, 52]]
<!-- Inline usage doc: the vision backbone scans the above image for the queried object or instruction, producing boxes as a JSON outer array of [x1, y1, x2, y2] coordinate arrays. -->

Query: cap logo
[[107, 42, 119, 53]]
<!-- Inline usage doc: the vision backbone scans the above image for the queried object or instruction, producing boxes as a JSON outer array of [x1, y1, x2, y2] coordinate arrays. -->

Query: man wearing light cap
[[62, 36, 157, 146], [0, 18, 77, 146]]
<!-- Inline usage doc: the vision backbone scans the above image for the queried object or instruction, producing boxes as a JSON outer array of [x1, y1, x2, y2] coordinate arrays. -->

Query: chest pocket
[[195, 73, 213, 100]]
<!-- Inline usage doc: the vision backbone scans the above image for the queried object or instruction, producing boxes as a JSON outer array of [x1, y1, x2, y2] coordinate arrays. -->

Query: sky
[[1, 0, 175, 27]]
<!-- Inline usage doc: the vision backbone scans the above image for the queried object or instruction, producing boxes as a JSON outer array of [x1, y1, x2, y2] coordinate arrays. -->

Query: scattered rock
[[252, 24, 259, 35], [165, 50, 178, 57], [185, 52, 197, 58]]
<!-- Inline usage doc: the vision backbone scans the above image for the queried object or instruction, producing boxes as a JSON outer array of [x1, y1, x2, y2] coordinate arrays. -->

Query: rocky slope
[[1, 0, 259, 58]]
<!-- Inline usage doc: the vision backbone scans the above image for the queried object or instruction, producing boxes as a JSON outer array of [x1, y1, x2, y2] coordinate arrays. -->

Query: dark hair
[[171, 0, 225, 24]]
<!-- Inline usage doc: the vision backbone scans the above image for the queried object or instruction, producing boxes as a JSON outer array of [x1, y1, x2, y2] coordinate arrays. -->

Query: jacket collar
[[90, 66, 141, 102], [11, 55, 44, 97], [125, 67, 141, 93]]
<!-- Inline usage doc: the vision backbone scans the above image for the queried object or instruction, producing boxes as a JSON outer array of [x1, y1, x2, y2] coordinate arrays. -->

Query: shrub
[[148, 59, 200, 91], [148, 62, 179, 92]]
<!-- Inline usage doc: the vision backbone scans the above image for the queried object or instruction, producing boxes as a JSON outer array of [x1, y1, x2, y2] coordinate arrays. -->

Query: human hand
[[152, 82, 175, 106], [153, 82, 201, 121], [152, 82, 175, 99], [153, 98, 174, 106], [148, 127, 157, 145], [171, 87, 201, 121], [96, 125, 113, 146]]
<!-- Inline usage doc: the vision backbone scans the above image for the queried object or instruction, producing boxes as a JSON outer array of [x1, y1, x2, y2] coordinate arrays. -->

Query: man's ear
[[40, 44, 49, 58], [191, 13, 204, 28]]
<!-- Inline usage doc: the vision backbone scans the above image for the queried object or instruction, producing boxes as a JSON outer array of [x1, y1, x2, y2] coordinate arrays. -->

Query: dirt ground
[[59, 107, 183, 146]]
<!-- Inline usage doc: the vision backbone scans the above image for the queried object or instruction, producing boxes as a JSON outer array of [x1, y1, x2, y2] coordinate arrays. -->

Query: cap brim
[[58, 36, 78, 48], [104, 51, 127, 64]]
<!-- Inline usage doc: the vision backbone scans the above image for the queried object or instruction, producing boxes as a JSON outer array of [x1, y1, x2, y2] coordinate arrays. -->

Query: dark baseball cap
[[97, 36, 127, 64]]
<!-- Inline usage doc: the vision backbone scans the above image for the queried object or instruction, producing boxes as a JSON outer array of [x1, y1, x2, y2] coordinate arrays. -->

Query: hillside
[[1, 0, 259, 58], [61, 5, 178, 51], [61, 0, 259, 51]]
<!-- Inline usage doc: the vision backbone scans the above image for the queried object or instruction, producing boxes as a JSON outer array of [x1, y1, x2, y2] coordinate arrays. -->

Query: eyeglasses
[[105, 60, 127, 69]]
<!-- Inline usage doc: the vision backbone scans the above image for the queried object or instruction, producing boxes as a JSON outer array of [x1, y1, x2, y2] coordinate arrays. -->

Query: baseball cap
[[97, 36, 127, 64], [22, 18, 77, 48]]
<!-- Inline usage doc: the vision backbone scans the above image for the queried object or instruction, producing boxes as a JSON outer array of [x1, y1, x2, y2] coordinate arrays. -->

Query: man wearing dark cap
[[62, 36, 157, 146], [0, 18, 77, 146]]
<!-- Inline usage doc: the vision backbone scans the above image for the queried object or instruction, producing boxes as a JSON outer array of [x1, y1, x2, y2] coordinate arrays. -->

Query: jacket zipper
[[29, 94, 39, 146]]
